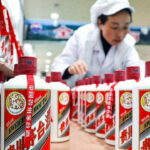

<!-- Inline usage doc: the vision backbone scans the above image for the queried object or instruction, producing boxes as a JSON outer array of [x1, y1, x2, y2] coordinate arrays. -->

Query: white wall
[[24, 0, 150, 26], [24, 0, 94, 22]]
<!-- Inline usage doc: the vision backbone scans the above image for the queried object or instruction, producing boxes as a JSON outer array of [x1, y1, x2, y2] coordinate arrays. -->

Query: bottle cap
[[77, 80, 82, 86], [75, 81, 79, 86], [18, 56, 36, 66], [126, 66, 140, 80], [85, 78, 89, 85], [145, 61, 150, 77], [51, 72, 61, 82], [80, 79, 85, 85], [115, 70, 126, 82], [45, 76, 51, 83], [92, 75, 101, 84], [18, 57, 37, 74], [88, 77, 93, 85], [104, 73, 115, 84]]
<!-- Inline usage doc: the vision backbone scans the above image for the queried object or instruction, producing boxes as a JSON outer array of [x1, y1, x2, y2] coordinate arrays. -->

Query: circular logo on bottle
[[120, 92, 132, 109], [141, 92, 150, 112], [59, 93, 69, 105], [96, 92, 104, 104], [87, 92, 94, 103], [6, 92, 26, 115]]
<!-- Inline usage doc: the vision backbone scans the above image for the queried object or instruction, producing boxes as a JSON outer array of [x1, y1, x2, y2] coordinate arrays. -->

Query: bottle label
[[139, 90, 150, 150], [71, 90, 78, 120], [85, 91, 96, 130], [105, 82, 118, 142], [96, 91, 108, 135], [24, 75, 36, 149], [57, 91, 70, 138], [4, 89, 51, 150], [119, 90, 132, 149], [105, 113, 115, 141], [79, 91, 86, 125], [78, 91, 83, 124]]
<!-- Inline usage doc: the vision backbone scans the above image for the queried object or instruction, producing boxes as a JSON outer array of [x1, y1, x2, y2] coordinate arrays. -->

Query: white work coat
[[51, 24, 140, 87]]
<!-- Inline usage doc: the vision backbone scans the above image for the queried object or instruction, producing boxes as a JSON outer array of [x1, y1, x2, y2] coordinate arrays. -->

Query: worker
[[51, 0, 141, 87]]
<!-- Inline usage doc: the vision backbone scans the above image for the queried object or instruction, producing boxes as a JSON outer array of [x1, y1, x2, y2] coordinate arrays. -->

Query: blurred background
[[2, 0, 150, 78]]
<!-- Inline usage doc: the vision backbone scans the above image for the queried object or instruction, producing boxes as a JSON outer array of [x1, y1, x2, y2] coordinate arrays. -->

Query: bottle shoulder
[[49, 82, 70, 90], [115, 80, 137, 90], [4, 75, 49, 89]]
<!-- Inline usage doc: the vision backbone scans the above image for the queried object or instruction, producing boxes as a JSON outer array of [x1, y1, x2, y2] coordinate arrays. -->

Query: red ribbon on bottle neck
[[24, 75, 35, 149], [105, 82, 118, 124]]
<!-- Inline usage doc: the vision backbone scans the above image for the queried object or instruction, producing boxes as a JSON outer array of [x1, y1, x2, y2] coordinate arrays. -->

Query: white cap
[[90, 0, 134, 25]]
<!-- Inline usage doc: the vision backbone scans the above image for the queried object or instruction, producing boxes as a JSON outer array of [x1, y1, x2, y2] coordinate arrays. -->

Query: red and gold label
[[85, 91, 96, 130], [4, 89, 50, 150], [71, 90, 78, 120], [96, 91, 108, 135], [119, 90, 132, 149], [58, 91, 70, 138], [105, 84, 116, 142], [105, 116, 115, 141], [139, 90, 150, 150], [82, 92, 87, 126], [79, 91, 83, 123]]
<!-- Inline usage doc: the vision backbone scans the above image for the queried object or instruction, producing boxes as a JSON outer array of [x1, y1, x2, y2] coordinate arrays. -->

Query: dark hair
[[97, 8, 132, 25]]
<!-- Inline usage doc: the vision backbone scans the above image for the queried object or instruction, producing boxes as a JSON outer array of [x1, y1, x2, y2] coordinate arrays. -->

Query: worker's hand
[[68, 60, 88, 75]]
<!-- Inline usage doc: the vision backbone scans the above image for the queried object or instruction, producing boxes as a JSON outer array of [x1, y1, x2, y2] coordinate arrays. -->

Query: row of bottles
[[132, 62, 150, 150], [1, 56, 150, 150], [70, 62, 150, 150], [115, 66, 140, 150]]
